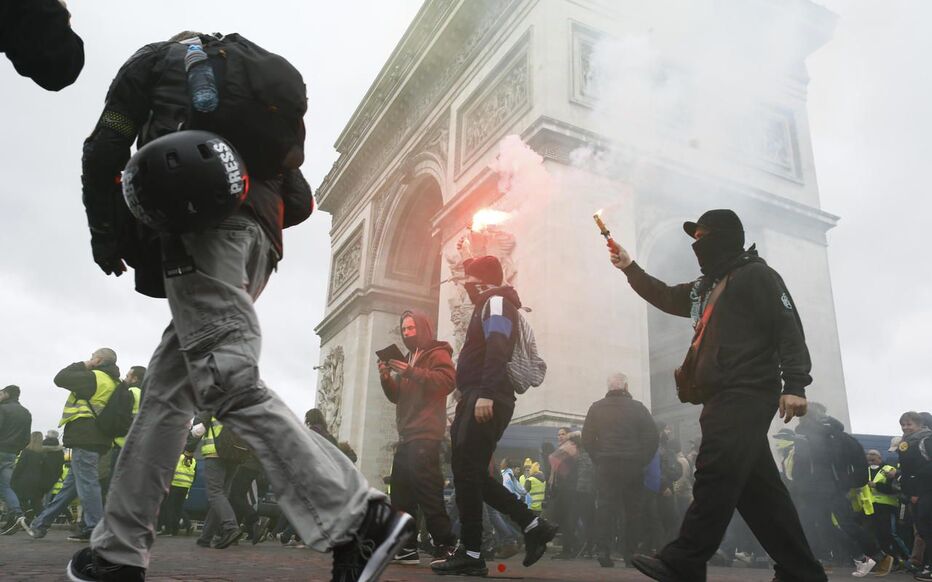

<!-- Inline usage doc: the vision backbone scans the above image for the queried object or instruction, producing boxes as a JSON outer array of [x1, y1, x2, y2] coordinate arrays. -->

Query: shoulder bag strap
[[690, 274, 731, 351]]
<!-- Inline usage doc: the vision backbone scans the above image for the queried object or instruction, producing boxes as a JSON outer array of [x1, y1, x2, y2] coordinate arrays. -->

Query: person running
[[66, 31, 412, 582]]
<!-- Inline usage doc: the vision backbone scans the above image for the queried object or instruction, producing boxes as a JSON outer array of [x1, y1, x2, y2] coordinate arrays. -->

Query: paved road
[[2, 528, 859, 581]]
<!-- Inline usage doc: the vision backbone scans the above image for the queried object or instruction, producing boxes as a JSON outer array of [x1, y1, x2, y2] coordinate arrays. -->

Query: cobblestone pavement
[[1, 529, 858, 581]]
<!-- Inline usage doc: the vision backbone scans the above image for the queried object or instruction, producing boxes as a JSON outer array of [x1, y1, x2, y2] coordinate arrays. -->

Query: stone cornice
[[511, 409, 587, 426], [333, 0, 457, 156]]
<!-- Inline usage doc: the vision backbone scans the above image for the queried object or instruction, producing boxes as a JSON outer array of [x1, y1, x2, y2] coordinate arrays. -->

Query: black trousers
[[659, 390, 826, 582], [595, 463, 644, 560], [159, 485, 189, 534], [229, 465, 260, 531], [868, 504, 903, 558], [551, 484, 578, 553], [13, 486, 45, 517], [451, 394, 535, 552], [391, 439, 455, 548]]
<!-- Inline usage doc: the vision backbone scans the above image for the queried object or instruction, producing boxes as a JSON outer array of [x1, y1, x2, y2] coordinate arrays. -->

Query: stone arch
[[372, 173, 445, 317]]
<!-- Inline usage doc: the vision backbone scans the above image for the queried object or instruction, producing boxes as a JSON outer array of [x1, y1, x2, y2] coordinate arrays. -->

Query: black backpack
[[84, 381, 135, 439], [825, 425, 869, 490], [155, 33, 307, 180], [211, 421, 252, 465]]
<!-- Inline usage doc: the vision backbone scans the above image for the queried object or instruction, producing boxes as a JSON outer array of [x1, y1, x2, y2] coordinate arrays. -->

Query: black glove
[[91, 231, 126, 276]]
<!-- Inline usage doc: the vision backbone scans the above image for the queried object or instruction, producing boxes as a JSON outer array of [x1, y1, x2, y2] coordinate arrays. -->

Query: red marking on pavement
[[497, 563, 506, 572]]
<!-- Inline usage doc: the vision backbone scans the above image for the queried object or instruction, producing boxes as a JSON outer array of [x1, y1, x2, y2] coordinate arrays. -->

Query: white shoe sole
[[358, 512, 416, 582], [66, 559, 87, 582]]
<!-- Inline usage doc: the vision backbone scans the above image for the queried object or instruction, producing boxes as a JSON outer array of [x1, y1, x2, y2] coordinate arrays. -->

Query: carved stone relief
[[571, 23, 605, 108], [443, 225, 517, 352], [329, 228, 363, 301], [317, 346, 345, 436], [457, 41, 532, 174], [754, 108, 802, 182]]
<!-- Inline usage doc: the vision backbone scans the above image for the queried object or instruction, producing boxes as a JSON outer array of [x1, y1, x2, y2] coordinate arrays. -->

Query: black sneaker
[[331, 499, 415, 582], [66, 547, 146, 582], [630, 554, 683, 582], [430, 546, 489, 576], [195, 538, 212, 548], [68, 530, 92, 543], [431, 544, 457, 564], [522, 518, 557, 567], [393, 546, 420, 565], [252, 516, 271, 545], [1, 515, 21, 535], [212, 527, 243, 549]]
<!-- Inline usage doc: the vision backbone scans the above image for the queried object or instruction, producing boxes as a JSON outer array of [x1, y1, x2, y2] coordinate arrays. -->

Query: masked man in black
[[608, 210, 826, 582]]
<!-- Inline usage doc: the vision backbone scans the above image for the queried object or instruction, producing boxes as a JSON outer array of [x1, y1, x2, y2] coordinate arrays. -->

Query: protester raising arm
[[607, 239, 693, 318]]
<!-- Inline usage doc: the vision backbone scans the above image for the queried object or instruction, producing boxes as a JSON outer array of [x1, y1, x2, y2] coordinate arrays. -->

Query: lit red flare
[[593, 209, 612, 239], [471, 208, 511, 232]]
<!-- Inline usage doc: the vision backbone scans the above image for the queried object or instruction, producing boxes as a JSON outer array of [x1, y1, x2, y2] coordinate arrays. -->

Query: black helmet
[[122, 130, 248, 233]]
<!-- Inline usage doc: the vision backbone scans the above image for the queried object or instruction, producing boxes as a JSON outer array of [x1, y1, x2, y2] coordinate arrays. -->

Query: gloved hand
[[190, 423, 207, 438], [91, 232, 126, 276]]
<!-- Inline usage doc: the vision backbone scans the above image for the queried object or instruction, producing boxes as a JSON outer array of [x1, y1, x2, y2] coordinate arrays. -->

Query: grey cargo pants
[[91, 212, 378, 568]]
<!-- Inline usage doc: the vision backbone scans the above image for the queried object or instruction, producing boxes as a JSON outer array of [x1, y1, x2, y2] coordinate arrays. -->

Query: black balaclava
[[692, 229, 745, 275], [684, 209, 745, 276]]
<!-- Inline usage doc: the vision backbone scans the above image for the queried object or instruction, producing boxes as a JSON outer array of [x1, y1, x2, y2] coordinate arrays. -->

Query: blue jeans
[[32, 448, 103, 534], [0, 452, 22, 517]]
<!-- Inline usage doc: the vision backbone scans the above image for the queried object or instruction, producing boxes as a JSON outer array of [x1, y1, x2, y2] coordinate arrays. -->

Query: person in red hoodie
[[379, 310, 457, 564]]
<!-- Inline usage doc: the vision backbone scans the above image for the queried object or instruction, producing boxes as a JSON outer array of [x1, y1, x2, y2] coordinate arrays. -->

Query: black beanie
[[463, 255, 503, 286]]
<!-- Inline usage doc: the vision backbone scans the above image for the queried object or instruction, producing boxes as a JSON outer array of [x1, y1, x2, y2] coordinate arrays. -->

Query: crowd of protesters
[[2, 348, 932, 581]]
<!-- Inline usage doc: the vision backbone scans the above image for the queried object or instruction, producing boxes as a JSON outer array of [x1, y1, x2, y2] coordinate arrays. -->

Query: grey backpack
[[483, 299, 547, 394]]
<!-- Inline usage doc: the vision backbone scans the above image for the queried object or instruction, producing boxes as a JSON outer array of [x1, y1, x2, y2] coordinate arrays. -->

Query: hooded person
[[606, 210, 827, 582], [432, 255, 557, 576], [0, 384, 32, 533], [378, 310, 457, 563]]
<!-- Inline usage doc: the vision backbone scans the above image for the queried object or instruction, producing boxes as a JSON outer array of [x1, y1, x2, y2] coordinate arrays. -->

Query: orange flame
[[471, 208, 511, 232]]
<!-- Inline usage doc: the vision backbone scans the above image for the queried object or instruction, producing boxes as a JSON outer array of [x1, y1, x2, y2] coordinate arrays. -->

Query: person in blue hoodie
[[431, 255, 557, 576]]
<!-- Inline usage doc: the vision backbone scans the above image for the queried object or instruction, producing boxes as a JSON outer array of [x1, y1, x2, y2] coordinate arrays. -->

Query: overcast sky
[[0, 1, 926, 437]]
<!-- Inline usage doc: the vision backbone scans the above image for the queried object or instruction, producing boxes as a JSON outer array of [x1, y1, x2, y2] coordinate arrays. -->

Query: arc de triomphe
[[314, 0, 850, 484]]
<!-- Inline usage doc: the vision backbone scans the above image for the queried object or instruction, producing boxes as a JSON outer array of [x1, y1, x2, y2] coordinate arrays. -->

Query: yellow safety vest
[[171, 454, 197, 489], [201, 418, 222, 458], [112, 387, 142, 448], [52, 465, 69, 495], [58, 370, 117, 427], [520, 475, 546, 511], [859, 465, 899, 515]]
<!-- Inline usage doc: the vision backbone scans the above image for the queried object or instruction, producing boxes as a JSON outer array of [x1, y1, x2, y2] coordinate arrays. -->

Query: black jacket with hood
[[456, 285, 521, 405], [622, 248, 811, 401], [0, 394, 31, 454], [582, 391, 658, 467], [898, 427, 932, 496], [380, 310, 455, 443], [54, 361, 120, 452]]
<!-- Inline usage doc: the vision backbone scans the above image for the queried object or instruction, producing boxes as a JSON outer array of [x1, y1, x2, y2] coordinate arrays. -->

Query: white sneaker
[[852, 557, 876, 577]]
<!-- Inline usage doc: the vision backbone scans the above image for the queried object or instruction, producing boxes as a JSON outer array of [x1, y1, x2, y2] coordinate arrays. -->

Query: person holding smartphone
[[378, 310, 458, 564]]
